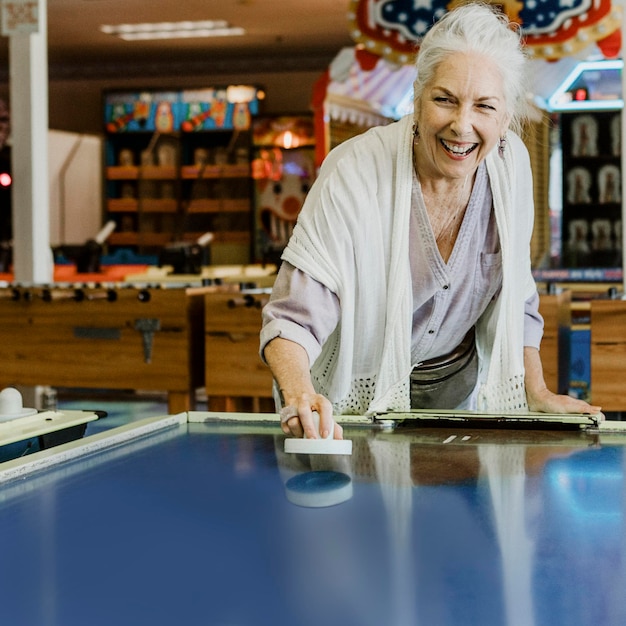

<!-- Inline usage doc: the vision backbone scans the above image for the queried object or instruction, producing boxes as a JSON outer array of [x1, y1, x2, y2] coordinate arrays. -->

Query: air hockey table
[[0, 409, 624, 626]]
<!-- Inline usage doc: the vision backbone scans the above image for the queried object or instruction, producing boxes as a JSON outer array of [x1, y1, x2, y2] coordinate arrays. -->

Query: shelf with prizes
[[561, 111, 622, 271], [104, 86, 261, 267]]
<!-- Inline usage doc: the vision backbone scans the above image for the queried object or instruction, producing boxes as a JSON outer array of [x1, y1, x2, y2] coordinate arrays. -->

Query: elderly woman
[[260, 2, 600, 439]]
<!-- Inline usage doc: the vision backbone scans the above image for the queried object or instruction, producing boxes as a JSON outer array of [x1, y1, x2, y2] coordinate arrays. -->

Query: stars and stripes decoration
[[348, 0, 622, 63]]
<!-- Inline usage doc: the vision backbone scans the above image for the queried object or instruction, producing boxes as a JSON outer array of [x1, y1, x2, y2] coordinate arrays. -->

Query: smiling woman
[[413, 50, 510, 261], [259, 2, 601, 442]]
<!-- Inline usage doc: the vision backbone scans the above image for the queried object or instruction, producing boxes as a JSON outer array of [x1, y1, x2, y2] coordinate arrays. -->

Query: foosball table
[[0, 283, 208, 413]]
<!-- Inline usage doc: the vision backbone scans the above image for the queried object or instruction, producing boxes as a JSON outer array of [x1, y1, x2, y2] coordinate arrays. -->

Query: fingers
[[316, 410, 338, 439], [558, 395, 602, 416], [578, 402, 603, 415], [280, 415, 304, 437], [570, 400, 604, 423], [298, 406, 319, 439], [279, 405, 303, 437], [532, 391, 603, 419], [284, 416, 305, 438], [279, 396, 337, 439]]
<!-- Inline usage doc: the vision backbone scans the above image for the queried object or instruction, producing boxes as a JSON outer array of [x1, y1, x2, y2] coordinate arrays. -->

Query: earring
[[498, 136, 507, 158]]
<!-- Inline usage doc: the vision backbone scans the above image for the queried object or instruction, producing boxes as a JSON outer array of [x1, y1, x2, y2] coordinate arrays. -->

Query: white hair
[[413, 2, 530, 133]]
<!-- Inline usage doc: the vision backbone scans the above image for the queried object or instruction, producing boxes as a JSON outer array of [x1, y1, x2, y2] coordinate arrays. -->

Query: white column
[[622, 6, 626, 292], [615, 0, 626, 290], [7, 0, 52, 283]]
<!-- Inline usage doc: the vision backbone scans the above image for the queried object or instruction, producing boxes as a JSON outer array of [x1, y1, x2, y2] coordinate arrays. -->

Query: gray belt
[[410, 327, 478, 409]]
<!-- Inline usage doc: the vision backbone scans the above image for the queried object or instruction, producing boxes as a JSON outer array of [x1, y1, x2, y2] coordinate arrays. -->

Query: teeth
[[442, 140, 476, 156]]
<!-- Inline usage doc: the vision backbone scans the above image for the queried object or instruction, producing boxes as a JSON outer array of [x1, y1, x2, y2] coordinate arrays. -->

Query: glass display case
[[535, 60, 623, 282]]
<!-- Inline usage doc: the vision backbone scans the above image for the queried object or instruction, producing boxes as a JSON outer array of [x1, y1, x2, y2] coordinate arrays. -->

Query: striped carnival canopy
[[348, 0, 623, 62], [326, 47, 416, 120]]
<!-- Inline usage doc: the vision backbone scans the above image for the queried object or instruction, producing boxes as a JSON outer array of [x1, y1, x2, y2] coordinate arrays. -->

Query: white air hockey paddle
[[0, 387, 38, 422], [284, 411, 352, 455]]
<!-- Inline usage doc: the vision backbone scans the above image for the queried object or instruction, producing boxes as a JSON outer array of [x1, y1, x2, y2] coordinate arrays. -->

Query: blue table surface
[[0, 419, 624, 626]]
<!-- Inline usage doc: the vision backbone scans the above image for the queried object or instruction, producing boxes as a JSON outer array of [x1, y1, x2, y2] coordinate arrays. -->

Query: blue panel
[[569, 328, 591, 400]]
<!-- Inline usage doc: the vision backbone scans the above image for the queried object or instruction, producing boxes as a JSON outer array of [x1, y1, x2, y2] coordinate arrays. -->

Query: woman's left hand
[[527, 386, 603, 420], [524, 346, 603, 420]]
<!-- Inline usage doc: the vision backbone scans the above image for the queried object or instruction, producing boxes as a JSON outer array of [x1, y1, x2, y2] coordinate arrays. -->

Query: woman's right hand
[[279, 393, 343, 440], [264, 337, 343, 440]]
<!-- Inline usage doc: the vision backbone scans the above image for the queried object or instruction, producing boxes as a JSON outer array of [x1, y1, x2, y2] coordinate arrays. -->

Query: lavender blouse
[[261, 162, 543, 368]]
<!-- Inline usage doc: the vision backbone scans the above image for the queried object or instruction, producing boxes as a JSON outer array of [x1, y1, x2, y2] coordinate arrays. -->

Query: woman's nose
[[450, 106, 472, 136]]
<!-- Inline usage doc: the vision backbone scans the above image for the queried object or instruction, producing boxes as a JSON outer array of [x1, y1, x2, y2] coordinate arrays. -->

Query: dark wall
[[47, 69, 323, 135], [0, 52, 333, 136]]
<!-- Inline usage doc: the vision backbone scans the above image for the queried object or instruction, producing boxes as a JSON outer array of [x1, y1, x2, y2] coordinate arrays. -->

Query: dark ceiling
[[0, 0, 356, 80]]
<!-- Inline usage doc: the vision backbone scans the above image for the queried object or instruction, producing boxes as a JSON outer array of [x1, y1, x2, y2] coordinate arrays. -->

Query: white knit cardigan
[[282, 115, 536, 415]]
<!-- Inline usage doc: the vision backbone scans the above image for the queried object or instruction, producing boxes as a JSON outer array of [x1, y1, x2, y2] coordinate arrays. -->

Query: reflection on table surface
[[0, 418, 624, 626]]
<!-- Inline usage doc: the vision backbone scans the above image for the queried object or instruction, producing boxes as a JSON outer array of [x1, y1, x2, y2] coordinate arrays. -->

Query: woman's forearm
[[523, 346, 548, 406], [264, 336, 316, 403], [264, 337, 339, 438]]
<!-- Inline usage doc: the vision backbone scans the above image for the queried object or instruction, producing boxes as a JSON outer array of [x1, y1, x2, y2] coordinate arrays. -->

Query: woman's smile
[[440, 138, 478, 158]]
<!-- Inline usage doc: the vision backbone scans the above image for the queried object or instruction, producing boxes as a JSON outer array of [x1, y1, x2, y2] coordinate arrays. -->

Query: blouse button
[[428, 329, 434, 334], [443, 284, 449, 290]]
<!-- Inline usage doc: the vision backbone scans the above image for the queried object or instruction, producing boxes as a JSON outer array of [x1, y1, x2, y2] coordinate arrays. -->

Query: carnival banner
[[348, 0, 622, 63]]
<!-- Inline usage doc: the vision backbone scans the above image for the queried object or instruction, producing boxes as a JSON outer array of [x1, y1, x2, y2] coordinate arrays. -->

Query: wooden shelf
[[108, 232, 175, 246], [181, 164, 250, 179], [106, 165, 177, 180], [186, 198, 250, 213], [186, 231, 251, 245], [107, 198, 179, 213]]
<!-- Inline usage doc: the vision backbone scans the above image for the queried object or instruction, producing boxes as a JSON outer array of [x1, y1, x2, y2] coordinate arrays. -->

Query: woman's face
[[414, 51, 511, 183]]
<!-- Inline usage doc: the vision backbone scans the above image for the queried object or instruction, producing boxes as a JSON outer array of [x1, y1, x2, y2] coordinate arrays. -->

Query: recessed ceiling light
[[100, 20, 245, 41]]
